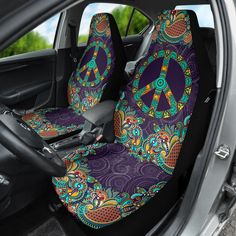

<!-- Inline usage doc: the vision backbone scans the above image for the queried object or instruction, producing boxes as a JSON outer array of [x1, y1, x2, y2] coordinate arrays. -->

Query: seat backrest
[[114, 10, 202, 175], [68, 13, 126, 114]]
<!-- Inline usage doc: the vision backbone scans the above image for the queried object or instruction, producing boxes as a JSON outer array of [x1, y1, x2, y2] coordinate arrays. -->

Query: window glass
[[127, 9, 150, 35], [112, 5, 134, 36], [0, 14, 60, 58], [175, 5, 214, 28], [78, 3, 150, 44]]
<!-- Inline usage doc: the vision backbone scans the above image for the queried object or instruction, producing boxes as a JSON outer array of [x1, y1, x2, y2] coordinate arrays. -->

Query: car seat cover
[[53, 10, 200, 229], [68, 13, 115, 113], [23, 13, 122, 140], [114, 10, 199, 174]]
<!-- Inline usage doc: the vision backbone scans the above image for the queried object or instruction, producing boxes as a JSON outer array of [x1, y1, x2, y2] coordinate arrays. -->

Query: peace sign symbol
[[132, 50, 192, 119], [77, 41, 112, 87]]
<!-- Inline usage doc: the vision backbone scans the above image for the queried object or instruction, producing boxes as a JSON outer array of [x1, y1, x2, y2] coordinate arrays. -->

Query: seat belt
[[68, 22, 78, 71], [125, 56, 145, 77], [125, 26, 154, 77]]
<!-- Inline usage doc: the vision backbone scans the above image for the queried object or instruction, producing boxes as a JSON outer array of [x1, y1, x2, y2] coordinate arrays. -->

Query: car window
[[78, 3, 150, 44], [175, 4, 214, 28], [0, 14, 60, 59], [127, 9, 150, 36]]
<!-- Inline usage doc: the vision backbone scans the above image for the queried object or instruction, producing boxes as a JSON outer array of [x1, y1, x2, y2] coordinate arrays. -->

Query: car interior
[[0, 0, 217, 235]]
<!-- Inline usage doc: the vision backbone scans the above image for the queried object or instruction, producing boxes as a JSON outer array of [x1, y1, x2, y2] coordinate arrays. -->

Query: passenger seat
[[22, 13, 126, 140]]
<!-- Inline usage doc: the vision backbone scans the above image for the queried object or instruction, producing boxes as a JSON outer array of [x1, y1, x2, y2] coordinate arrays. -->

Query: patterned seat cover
[[23, 13, 124, 140], [53, 10, 201, 229]]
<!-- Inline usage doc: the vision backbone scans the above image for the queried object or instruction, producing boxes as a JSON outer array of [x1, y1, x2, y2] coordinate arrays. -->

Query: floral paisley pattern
[[22, 107, 85, 140], [23, 13, 116, 139], [53, 10, 200, 229], [53, 143, 169, 229]]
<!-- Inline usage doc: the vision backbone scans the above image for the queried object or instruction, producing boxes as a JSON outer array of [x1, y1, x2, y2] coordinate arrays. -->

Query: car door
[[0, 14, 60, 113]]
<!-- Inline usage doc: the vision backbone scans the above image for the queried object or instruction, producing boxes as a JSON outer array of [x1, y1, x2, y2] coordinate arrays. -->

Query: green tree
[[127, 9, 150, 35], [112, 6, 149, 36], [112, 6, 133, 36], [78, 34, 89, 44], [0, 31, 51, 58]]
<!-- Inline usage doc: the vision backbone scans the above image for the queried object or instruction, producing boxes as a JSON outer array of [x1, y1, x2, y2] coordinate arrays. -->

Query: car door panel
[[0, 49, 56, 110], [0, 80, 51, 105]]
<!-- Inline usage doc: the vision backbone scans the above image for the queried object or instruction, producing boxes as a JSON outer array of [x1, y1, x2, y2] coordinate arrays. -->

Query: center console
[[51, 100, 117, 151]]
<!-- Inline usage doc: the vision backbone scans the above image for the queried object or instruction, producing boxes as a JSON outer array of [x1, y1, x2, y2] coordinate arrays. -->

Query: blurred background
[[0, 4, 214, 59]]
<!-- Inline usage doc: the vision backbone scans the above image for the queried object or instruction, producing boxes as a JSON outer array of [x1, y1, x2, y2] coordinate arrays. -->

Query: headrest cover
[[150, 10, 193, 49], [88, 13, 112, 41]]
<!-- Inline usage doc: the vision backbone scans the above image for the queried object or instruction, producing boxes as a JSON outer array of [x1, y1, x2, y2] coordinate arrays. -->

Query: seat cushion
[[23, 107, 84, 140], [53, 143, 170, 229]]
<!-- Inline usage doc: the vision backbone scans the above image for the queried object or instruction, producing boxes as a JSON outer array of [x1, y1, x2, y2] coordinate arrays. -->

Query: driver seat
[[53, 10, 215, 235], [22, 13, 126, 140]]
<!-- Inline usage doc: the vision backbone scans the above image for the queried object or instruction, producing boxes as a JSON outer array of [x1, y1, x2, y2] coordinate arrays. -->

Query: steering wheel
[[0, 113, 66, 177]]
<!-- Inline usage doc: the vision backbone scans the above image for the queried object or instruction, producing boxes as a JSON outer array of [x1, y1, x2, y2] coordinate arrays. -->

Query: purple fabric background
[[87, 143, 170, 195], [45, 107, 85, 127]]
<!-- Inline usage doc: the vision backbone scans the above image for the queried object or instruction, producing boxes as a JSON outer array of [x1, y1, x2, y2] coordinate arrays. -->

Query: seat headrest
[[88, 13, 112, 41], [149, 10, 194, 51]]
